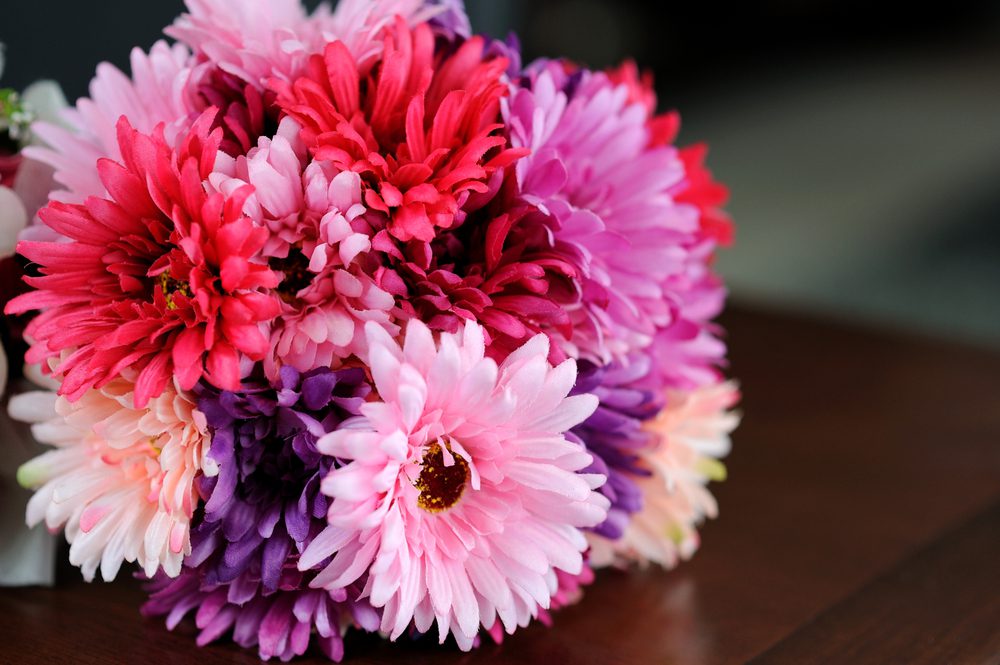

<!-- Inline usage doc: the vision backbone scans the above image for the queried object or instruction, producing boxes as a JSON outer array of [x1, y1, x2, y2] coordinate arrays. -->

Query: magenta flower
[[503, 60, 731, 391], [8, 112, 281, 407]]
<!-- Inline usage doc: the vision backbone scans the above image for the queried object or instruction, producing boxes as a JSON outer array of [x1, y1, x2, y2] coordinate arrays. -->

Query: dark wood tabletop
[[2, 304, 999, 664]]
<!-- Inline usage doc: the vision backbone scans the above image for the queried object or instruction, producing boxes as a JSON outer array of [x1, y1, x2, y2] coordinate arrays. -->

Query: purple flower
[[192, 366, 368, 591], [570, 356, 661, 539], [427, 0, 472, 38], [143, 568, 380, 662], [143, 366, 376, 661]]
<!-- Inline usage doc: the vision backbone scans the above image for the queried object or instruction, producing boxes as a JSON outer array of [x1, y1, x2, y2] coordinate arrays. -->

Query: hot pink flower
[[7, 112, 281, 407], [588, 381, 739, 568], [271, 17, 526, 243], [299, 319, 608, 649], [11, 374, 212, 580]]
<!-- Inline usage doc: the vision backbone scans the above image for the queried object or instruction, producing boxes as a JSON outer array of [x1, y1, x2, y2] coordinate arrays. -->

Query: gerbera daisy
[[7, 111, 281, 407], [270, 16, 526, 243], [143, 366, 375, 661], [300, 319, 608, 649], [504, 60, 731, 392], [588, 381, 740, 568], [11, 373, 211, 580]]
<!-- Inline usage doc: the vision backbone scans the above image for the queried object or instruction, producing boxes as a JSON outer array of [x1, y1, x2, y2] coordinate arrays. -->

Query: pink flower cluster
[[7, 0, 740, 660]]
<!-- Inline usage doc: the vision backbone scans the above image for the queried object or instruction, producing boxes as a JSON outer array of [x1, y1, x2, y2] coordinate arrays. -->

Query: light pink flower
[[300, 319, 608, 649], [588, 381, 739, 569], [11, 375, 213, 581], [27, 41, 197, 203], [167, 0, 312, 87], [213, 117, 397, 375], [167, 0, 441, 90]]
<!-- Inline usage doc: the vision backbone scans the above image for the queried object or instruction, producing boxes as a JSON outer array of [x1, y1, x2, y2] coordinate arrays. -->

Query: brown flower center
[[415, 441, 469, 513], [270, 248, 313, 304]]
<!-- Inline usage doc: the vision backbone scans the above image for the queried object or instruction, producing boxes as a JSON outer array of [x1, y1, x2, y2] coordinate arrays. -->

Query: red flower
[[7, 111, 280, 407], [270, 17, 526, 243]]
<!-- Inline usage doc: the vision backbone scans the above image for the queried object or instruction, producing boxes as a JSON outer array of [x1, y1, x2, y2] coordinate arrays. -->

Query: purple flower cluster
[[570, 357, 661, 539], [143, 367, 372, 660]]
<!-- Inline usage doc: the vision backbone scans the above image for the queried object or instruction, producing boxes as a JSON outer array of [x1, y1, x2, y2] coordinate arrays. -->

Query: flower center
[[158, 270, 192, 310], [415, 441, 469, 514], [270, 249, 313, 304]]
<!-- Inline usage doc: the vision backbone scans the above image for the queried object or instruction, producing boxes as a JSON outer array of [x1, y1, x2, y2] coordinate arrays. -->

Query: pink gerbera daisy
[[27, 40, 197, 204], [7, 111, 281, 407], [11, 374, 212, 580], [299, 319, 608, 649]]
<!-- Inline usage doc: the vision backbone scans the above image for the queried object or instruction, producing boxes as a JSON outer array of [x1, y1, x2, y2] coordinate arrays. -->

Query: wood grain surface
[[2, 305, 998, 664]]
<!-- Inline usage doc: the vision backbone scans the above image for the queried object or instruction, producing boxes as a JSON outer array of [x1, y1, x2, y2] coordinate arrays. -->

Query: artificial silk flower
[[301, 320, 608, 649], [12, 374, 211, 580], [588, 381, 740, 568], [5, 0, 737, 658], [9, 112, 281, 407], [144, 366, 374, 661]]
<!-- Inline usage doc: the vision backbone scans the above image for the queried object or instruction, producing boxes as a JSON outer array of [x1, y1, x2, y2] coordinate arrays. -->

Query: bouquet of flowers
[[6, 0, 739, 660]]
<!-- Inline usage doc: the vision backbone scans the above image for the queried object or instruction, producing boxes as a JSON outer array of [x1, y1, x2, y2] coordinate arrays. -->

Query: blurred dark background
[[3, 0, 999, 346]]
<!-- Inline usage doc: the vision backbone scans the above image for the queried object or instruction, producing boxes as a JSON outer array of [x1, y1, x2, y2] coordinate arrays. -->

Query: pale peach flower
[[588, 381, 739, 568], [12, 374, 213, 581]]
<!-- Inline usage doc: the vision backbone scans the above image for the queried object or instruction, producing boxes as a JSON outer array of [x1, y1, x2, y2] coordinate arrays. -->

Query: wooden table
[[2, 305, 999, 664]]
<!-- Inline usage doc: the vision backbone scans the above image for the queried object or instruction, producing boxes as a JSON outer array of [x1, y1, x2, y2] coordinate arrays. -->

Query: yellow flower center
[[415, 441, 469, 514], [158, 270, 192, 310]]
